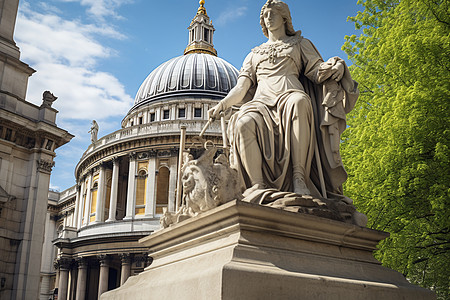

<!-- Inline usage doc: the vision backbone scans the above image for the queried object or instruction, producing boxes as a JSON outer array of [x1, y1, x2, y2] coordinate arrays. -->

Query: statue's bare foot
[[293, 177, 311, 195]]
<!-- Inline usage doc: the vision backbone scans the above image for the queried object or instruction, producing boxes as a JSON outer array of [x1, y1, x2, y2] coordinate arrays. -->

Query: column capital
[[97, 254, 111, 267], [112, 156, 121, 165], [36, 159, 55, 174], [119, 253, 131, 264], [75, 257, 88, 268], [57, 258, 72, 270]]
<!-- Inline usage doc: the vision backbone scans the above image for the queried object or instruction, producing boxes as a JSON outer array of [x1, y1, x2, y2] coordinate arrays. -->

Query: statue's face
[[263, 7, 284, 32]]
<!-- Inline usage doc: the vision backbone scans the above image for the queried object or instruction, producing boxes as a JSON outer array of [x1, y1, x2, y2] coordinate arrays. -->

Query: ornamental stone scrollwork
[[149, 150, 157, 157], [129, 152, 137, 160], [53, 260, 59, 271], [157, 150, 170, 157], [133, 254, 149, 268], [157, 149, 178, 158], [137, 151, 149, 160], [37, 159, 55, 173]]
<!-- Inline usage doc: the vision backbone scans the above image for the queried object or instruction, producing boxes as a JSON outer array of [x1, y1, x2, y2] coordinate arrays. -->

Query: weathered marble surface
[[102, 201, 435, 300]]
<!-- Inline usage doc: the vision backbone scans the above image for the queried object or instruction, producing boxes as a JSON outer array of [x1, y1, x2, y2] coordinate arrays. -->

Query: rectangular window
[[204, 28, 209, 42], [178, 108, 186, 118], [194, 108, 202, 118], [163, 110, 170, 119], [138, 116, 143, 125], [150, 113, 155, 122]]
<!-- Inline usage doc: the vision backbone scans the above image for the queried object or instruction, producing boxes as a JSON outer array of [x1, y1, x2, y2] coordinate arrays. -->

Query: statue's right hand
[[207, 102, 224, 121]]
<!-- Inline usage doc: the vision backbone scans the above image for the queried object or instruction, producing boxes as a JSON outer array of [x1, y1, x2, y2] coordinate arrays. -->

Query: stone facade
[[0, 1, 73, 299]]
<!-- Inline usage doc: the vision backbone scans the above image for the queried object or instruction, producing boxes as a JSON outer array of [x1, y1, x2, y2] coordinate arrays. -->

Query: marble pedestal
[[101, 201, 435, 300]]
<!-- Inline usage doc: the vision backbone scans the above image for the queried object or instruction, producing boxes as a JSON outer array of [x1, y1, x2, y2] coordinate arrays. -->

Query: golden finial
[[197, 0, 207, 16]]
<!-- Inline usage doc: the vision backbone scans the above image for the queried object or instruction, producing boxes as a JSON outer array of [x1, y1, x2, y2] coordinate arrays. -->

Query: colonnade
[[55, 253, 148, 300], [73, 152, 178, 229]]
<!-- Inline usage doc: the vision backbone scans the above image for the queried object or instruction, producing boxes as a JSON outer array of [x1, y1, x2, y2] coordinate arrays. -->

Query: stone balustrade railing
[[81, 119, 222, 159]]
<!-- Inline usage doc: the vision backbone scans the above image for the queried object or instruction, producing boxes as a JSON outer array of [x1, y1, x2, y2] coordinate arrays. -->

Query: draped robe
[[227, 32, 359, 199]]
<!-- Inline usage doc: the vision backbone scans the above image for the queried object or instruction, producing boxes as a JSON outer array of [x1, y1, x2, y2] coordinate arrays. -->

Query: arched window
[[156, 166, 169, 214], [135, 169, 147, 215]]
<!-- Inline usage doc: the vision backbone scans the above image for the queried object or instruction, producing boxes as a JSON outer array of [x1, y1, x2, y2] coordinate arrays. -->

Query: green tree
[[341, 0, 450, 298]]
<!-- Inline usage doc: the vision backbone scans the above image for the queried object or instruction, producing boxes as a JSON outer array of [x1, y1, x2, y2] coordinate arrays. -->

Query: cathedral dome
[[130, 53, 239, 112]]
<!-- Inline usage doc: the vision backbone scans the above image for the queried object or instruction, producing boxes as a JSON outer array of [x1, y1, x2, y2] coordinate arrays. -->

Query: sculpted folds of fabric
[[227, 32, 358, 200]]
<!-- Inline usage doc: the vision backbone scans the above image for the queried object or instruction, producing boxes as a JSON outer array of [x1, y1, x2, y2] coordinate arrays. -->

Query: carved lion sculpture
[[160, 144, 242, 228]]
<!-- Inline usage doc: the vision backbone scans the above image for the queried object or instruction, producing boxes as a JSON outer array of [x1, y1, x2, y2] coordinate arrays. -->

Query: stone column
[[83, 173, 93, 226], [57, 258, 71, 300], [98, 255, 110, 299], [107, 157, 120, 222], [171, 105, 176, 120], [77, 178, 86, 229], [119, 253, 132, 286], [187, 103, 193, 119], [124, 153, 136, 220], [203, 103, 209, 120], [94, 164, 106, 223], [75, 258, 88, 300], [73, 183, 81, 228], [168, 159, 178, 212], [69, 266, 77, 300], [145, 157, 156, 216]]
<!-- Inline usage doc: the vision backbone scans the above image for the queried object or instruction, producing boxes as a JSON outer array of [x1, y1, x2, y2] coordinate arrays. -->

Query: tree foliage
[[341, 0, 450, 298]]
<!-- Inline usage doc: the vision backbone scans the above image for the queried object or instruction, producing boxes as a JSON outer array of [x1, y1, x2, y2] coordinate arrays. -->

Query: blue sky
[[15, 0, 362, 191]]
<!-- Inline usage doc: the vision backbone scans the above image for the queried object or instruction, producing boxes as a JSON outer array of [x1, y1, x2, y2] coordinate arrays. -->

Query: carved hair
[[260, 0, 296, 38]]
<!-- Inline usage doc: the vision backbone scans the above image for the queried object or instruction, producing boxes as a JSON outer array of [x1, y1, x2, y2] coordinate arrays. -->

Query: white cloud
[[15, 3, 133, 122], [57, 0, 133, 20], [216, 6, 248, 26]]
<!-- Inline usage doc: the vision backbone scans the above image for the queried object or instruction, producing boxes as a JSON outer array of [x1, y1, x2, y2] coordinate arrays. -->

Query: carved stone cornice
[[37, 159, 55, 173]]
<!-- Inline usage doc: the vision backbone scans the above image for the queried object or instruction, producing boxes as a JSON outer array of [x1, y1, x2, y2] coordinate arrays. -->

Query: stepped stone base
[[102, 201, 435, 300]]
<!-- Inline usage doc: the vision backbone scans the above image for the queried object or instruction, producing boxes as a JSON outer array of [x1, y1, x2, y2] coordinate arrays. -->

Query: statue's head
[[260, 0, 296, 38]]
